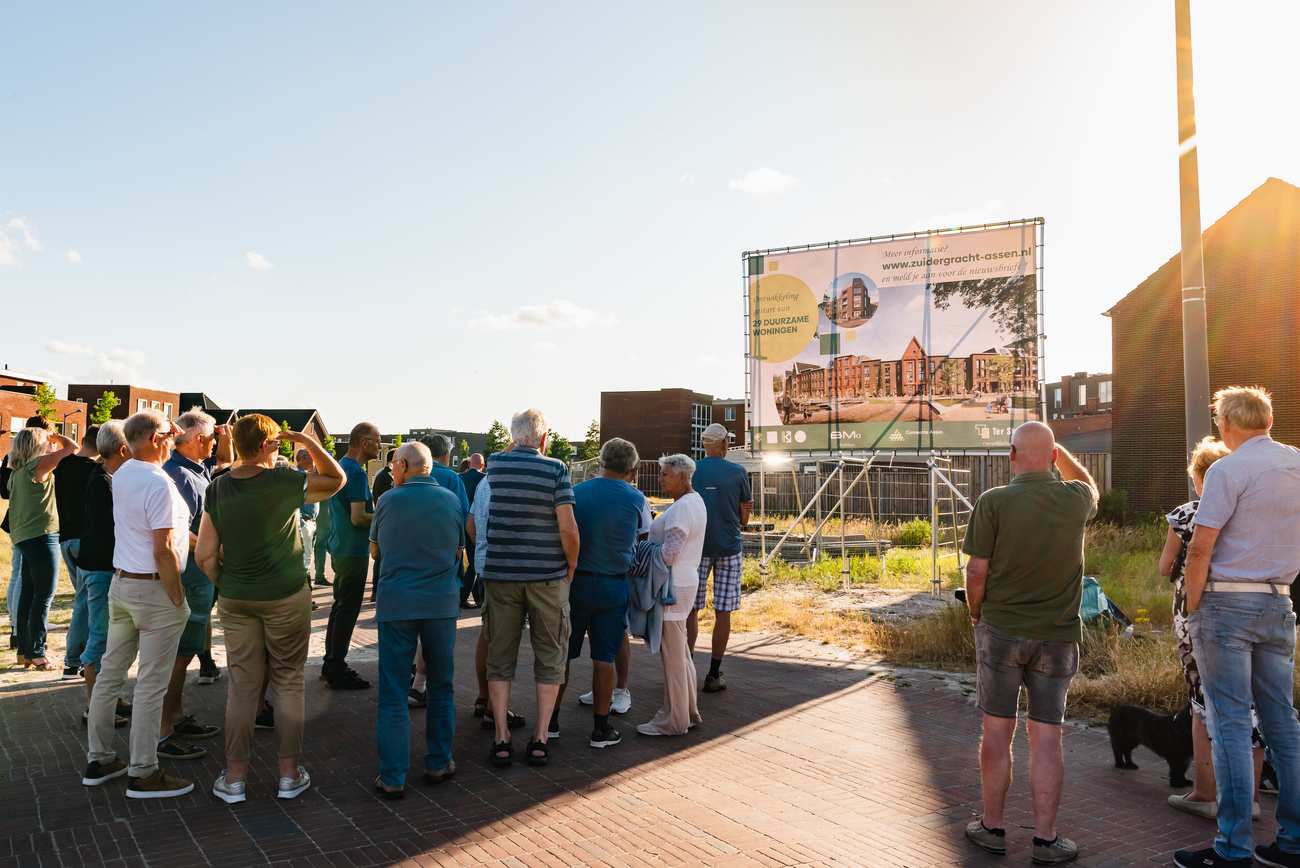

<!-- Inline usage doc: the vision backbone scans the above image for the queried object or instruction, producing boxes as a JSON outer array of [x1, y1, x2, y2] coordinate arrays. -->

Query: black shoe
[[1261, 761, 1280, 796], [172, 715, 220, 739], [327, 670, 371, 690], [7, 634, 15, 650], [61, 665, 81, 680], [314, 577, 332, 587], [82, 758, 128, 786], [589, 723, 622, 749], [1257, 843, 1300, 868], [408, 687, 427, 708], [255, 704, 275, 730], [1172, 846, 1251, 868], [157, 736, 207, 761], [196, 660, 221, 685], [116, 699, 133, 717]]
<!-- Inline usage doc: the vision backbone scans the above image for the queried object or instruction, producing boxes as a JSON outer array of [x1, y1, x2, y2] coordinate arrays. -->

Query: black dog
[[1108, 704, 1193, 787]]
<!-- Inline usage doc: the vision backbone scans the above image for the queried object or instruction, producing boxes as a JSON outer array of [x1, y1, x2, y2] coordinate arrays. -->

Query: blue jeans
[[15, 534, 60, 658], [376, 618, 456, 788], [61, 539, 89, 668], [80, 570, 113, 669], [1192, 590, 1300, 859], [7, 546, 22, 635]]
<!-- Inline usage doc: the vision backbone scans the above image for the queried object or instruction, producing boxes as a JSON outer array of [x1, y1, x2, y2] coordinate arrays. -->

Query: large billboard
[[747, 221, 1041, 452]]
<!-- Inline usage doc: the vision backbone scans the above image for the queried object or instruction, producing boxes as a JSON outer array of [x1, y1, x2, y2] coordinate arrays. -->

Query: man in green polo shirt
[[961, 421, 1098, 865]]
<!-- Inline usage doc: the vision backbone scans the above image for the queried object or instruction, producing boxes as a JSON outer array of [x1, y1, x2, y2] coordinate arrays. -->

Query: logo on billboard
[[830, 430, 861, 441], [888, 429, 905, 444]]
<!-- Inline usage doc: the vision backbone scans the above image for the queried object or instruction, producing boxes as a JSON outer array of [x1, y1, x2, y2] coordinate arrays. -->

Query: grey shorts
[[975, 622, 1079, 725]]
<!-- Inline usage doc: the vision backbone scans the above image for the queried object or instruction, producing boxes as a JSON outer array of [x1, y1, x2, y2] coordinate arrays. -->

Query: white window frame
[[1076, 384, 1086, 406], [137, 399, 147, 412], [1053, 387, 1062, 406], [1099, 381, 1113, 403]]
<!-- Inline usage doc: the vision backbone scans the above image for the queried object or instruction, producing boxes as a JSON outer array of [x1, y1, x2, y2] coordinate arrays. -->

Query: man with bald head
[[962, 420, 1098, 865], [322, 421, 381, 689], [369, 442, 463, 793]]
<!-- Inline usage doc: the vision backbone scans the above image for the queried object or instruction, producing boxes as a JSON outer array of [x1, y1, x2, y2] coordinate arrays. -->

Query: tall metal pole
[[1175, 0, 1212, 481]]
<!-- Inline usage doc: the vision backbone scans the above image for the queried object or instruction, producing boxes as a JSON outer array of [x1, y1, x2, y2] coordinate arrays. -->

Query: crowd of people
[[1, 408, 753, 803], [962, 387, 1300, 868]]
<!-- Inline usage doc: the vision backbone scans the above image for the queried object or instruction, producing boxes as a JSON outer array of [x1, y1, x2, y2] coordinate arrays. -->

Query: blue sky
[[2, 2, 1297, 438]]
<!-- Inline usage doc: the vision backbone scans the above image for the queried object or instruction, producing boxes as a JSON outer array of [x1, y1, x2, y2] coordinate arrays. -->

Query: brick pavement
[[0, 584, 1276, 867]]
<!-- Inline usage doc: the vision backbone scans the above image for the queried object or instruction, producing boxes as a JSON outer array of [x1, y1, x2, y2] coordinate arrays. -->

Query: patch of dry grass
[[0, 535, 76, 629]]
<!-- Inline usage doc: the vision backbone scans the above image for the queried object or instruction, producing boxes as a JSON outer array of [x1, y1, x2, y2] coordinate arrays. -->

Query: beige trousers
[[219, 584, 312, 763], [642, 619, 702, 735], [86, 577, 190, 777]]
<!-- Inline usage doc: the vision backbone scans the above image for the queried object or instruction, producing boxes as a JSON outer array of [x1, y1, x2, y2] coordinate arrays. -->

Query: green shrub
[[895, 519, 931, 547], [1096, 489, 1128, 525]]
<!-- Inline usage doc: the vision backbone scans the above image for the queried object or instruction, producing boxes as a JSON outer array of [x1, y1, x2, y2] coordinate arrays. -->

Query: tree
[[33, 382, 57, 424], [578, 419, 600, 461], [485, 420, 510, 456], [931, 273, 1037, 340], [279, 420, 295, 458], [323, 433, 337, 457], [89, 390, 120, 425], [547, 434, 575, 463], [393, 434, 404, 448]]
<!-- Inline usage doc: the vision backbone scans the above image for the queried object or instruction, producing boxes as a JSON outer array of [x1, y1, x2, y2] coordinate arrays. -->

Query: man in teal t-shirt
[[322, 422, 379, 689]]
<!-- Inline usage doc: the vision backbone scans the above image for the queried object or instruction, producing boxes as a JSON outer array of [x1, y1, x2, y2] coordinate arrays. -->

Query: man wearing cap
[[687, 422, 751, 694]]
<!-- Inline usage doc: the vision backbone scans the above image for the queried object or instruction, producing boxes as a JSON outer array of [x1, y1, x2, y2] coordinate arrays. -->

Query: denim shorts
[[568, 572, 629, 663], [975, 622, 1079, 724], [177, 566, 215, 657]]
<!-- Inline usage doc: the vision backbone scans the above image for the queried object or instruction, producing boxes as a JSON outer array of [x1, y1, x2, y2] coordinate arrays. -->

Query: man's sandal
[[490, 740, 513, 769]]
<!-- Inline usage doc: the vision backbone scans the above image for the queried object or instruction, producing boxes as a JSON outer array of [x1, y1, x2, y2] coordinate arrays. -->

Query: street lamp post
[[1175, 0, 1212, 492]]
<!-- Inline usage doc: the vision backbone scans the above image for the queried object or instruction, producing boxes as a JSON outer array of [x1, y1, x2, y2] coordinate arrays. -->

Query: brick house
[[711, 398, 746, 447], [600, 388, 715, 460], [1044, 372, 1113, 421], [67, 383, 181, 422], [1106, 177, 1300, 514], [0, 371, 90, 460]]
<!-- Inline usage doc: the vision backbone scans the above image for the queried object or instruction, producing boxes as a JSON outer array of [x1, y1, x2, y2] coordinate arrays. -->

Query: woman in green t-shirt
[[195, 413, 344, 805], [7, 426, 77, 669]]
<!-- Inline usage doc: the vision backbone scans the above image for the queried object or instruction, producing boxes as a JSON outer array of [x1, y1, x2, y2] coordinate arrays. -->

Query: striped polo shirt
[[481, 446, 575, 582]]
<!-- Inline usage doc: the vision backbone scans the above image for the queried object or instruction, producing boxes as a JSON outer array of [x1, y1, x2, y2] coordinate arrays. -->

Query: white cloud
[[470, 299, 617, 331], [47, 340, 94, 355], [66, 249, 82, 264], [728, 167, 799, 197], [0, 216, 42, 265], [245, 251, 273, 271], [913, 200, 1007, 231], [533, 340, 558, 352]]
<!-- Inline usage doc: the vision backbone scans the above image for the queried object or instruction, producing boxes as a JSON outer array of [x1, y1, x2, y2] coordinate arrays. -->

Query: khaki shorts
[[483, 579, 571, 684], [975, 622, 1079, 725]]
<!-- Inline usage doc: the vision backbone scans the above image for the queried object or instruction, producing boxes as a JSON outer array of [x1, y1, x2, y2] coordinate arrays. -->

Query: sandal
[[490, 740, 512, 769], [373, 776, 404, 800], [481, 708, 527, 730], [525, 739, 549, 767]]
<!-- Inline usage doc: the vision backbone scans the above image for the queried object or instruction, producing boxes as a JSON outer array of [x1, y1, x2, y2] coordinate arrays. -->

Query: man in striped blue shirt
[[481, 409, 580, 769]]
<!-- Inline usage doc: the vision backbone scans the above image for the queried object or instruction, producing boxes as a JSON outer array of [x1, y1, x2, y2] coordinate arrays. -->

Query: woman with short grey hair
[[7, 425, 78, 669], [637, 454, 707, 736]]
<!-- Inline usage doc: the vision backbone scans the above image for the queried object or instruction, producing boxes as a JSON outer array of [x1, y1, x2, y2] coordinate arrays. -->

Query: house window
[[724, 406, 736, 422], [150, 400, 161, 410], [1099, 381, 1113, 403], [69, 424, 79, 442], [9, 416, 23, 433], [1053, 387, 1061, 406], [137, 399, 147, 412], [163, 402, 173, 418], [1076, 384, 1086, 406]]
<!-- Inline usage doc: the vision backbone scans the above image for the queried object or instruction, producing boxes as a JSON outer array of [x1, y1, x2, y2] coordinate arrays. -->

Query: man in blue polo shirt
[[417, 435, 470, 517], [369, 442, 463, 795], [688, 423, 752, 694], [323, 421, 380, 689], [556, 437, 645, 749]]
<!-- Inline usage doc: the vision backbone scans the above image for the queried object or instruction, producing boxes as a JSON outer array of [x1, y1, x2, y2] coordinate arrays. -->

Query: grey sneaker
[[277, 766, 311, 800], [965, 820, 1007, 855], [423, 760, 456, 785], [703, 672, 727, 693], [1032, 835, 1078, 865], [212, 773, 247, 805]]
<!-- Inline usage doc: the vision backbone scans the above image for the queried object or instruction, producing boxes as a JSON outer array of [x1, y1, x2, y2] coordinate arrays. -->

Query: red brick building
[[1107, 177, 1300, 514], [600, 389, 715, 460], [712, 398, 746, 448], [67, 384, 181, 422], [0, 371, 90, 460]]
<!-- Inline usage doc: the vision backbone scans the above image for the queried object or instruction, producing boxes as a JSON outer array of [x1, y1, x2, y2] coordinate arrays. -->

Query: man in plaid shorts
[[687, 424, 752, 693]]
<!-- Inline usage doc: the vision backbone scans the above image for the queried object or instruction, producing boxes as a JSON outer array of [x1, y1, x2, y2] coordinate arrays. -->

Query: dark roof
[[1105, 177, 1300, 316], [179, 392, 225, 412], [235, 409, 327, 434]]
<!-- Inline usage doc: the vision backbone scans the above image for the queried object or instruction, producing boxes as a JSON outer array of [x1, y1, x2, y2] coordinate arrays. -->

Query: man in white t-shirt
[[81, 409, 196, 800]]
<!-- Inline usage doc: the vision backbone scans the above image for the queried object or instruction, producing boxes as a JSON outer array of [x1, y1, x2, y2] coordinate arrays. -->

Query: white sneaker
[[211, 773, 247, 804], [577, 690, 594, 706], [278, 766, 311, 800], [611, 688, 632, 715]]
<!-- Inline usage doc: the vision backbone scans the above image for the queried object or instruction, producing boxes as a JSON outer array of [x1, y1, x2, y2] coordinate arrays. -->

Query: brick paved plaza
[[0, 586, 1268, 867]]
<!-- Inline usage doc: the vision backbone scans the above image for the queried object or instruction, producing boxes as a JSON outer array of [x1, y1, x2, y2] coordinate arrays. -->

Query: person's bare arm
[[966, 557, 990, 624], [196, 513, 221, 584], [153, 527, 184, 606], [1054, 445, 1097, 490], [350, 500, 373, 528], [466, 515, 476, 546], [1183, 525, 1221, 613], [211, 425, 235, 471], [369, 540, 380, 561], [740, 501, 753, 527], [283, 431, 346, 503], [1158, 528, 1182, 578], [33, 433, 78, 482], [556, 503, 579, 580]]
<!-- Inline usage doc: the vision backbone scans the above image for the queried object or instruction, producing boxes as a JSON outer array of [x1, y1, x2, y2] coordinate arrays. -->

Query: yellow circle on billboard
[[749, 273, 818, 363]]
